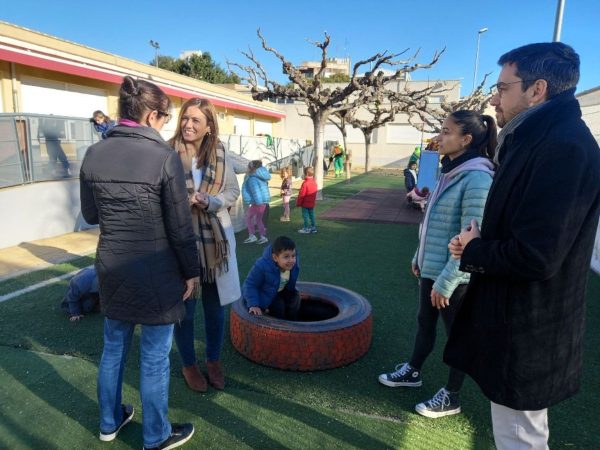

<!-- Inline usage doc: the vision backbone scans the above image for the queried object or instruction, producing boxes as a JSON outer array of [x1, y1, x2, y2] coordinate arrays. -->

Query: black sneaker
[[378, 362, 422, 387], [143, 423, 195, 450], [99, 404, 134, 441], [415, 387, 461, 418]]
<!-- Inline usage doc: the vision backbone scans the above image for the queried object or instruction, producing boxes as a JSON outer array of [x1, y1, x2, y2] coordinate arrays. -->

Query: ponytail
[[481, 115, 498, 160]]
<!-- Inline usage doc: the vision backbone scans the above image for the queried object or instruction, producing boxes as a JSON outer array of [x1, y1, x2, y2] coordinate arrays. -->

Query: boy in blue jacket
[[243, 236, 301, 320]]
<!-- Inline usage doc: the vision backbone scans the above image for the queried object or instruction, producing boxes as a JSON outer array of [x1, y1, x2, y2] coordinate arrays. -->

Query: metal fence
[[0, 113, 312, 189], [0, 113, 100, 188], [220, 134, 313, 173]]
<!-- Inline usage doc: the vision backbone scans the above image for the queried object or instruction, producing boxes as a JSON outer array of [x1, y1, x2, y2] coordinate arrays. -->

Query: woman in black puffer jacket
[[80, 76, 200, 449]]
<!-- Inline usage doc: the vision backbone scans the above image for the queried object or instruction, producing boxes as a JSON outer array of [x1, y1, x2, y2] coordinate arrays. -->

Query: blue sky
[[2, 0, 599, 94]]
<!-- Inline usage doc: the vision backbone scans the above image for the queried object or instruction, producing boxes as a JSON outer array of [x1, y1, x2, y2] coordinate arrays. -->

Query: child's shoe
[[310, 227, 317, 233], [257, 235, 269, 244], [298, 228, 311, 234], [243, 235, 258, 243], [378, 362, 422, 387], [280, 216, 290, 222], [415, 387, 461, 418]]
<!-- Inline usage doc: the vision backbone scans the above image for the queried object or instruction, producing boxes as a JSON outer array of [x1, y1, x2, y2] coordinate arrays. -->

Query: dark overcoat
[[80, 125, 200, 325], [444, 89, 600, 410]]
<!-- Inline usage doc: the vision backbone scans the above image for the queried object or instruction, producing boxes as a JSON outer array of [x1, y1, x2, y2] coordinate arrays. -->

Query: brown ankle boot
[[206, 361, 225, 390], [182, 365, 207, 392]]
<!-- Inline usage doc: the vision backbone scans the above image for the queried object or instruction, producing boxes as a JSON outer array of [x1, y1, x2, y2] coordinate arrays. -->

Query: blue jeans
[[302, 207, 316, 229], [174, 281, 225, 365], [97, 318, 173, 448]]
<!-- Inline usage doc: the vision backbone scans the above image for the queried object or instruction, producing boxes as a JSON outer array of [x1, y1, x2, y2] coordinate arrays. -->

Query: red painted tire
[[230, 282, 372, 371]]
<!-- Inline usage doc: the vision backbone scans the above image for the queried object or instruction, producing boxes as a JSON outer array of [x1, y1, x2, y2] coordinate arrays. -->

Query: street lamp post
[[149, 40, 160, 68], [472, 27, 488, 92], [553, 0, 566, 41]]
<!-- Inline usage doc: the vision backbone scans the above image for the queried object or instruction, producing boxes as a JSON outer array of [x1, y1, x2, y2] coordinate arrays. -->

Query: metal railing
[[0, 113, 100, 188], [0, 113, 312, 189]]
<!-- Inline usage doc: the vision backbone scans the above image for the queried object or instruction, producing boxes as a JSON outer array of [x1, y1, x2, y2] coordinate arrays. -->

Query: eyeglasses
[[490, 80, 537, 97]]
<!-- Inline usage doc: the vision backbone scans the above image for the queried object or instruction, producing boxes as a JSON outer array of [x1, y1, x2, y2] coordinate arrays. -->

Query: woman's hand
[[248, 306, 262, 316], [194, 192, 209, 209], [183, 278, 197, 301], [411, 263, 421, 278], [431, 289, 449, 309]]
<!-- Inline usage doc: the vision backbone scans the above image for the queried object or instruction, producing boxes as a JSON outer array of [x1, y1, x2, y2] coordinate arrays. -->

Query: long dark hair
[[169, 97, 219, 168], [449, 110, 498, 160], [118, 76, 171, 123]]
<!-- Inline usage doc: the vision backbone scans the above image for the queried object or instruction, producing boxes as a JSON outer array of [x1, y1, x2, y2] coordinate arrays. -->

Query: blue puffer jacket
[[413, 151, 494, 298], [242, 166, 271, 205], [242, 244, 300, 309]]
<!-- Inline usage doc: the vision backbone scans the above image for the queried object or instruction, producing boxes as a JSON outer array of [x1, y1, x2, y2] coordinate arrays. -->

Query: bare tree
[[329, 82, 445, 172], [229, 29, 444, 195], [409, 74, 493, 134]]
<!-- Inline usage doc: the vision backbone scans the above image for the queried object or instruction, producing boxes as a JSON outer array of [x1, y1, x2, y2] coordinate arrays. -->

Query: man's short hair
[[272, 236, 296, 254], [498, 42, 580, 99]]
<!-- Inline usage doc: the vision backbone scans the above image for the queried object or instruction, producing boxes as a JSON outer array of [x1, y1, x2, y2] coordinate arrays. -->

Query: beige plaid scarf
[[176, 141, 230, 284]]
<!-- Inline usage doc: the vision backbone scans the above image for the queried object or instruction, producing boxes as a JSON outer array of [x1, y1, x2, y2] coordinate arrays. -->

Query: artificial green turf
[[0, 255, 96, 296], [0, 171, 598, 449]]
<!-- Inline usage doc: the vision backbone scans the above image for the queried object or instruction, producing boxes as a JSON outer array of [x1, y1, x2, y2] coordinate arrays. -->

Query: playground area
[[0, 171, 598, 449]]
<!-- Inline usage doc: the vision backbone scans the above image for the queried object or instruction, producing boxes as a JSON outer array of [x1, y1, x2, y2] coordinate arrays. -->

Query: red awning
[[0, 47, 285, 119]]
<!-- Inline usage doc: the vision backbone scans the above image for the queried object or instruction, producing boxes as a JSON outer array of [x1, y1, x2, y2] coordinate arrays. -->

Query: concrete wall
[[0, 179, 91, 248], [0, 175, 247, 249]]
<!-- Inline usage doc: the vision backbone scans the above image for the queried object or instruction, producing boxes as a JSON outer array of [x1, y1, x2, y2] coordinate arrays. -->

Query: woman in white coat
[[169, 98, 241, 392]]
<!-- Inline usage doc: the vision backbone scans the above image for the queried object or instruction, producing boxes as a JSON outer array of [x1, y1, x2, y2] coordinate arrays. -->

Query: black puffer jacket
[[80, 125, 200, 325]]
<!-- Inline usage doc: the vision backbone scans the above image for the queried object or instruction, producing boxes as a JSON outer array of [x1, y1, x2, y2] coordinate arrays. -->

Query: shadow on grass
[[0, 412, 55, 449], [231, 380, 393, 448]]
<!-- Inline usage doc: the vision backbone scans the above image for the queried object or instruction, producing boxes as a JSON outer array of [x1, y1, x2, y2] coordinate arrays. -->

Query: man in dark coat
[[445, 43, 600, 449]]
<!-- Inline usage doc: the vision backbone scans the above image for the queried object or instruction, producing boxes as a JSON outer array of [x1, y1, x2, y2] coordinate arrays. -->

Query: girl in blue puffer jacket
[[378, 110, 498, 419], [242, 160, 271, 244]]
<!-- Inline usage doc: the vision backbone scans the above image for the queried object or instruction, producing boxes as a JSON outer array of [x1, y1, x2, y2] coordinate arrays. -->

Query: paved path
[[320, 188, 423, 225], [0, 229, 99, 282]]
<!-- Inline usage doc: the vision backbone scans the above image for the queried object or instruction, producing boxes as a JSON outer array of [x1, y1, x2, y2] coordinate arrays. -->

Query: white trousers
[[491, 401, 549, 450]]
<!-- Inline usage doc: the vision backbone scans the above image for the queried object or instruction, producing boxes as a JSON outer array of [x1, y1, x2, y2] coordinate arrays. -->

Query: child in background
[[242, 160, 271, 244], [280, 166, 292, 222], [243, 236, 301, 320], [296, 166, 318, 234], [332, 144, 345, 177], [61, 267, 100, 321], [404, 161, 418, 193], [91, 110, 116, 139], [407, 186, 430, 212]]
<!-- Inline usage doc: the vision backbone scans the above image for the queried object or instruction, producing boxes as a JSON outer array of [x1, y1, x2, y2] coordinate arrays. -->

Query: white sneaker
[[243, 235, 258, 243], [298, 228, 311, 234], [257, 236, 269, 244]]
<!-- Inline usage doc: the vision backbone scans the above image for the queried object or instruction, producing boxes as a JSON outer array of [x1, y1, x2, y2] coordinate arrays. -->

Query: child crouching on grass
[[242, 236, 301, 320], [61, 267, 100, 321]]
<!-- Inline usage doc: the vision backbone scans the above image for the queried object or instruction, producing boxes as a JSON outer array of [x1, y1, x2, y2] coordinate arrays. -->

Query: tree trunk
[[363, 131, 372, 173], [342, 128, 351, 180], [312, 113, 326, 199]]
